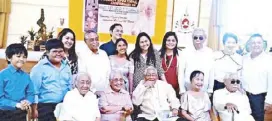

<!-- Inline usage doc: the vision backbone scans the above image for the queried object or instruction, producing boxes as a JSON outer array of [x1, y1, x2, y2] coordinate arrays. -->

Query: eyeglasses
[[112, 78, 124, 82], [193, 36, 204, 40], [230, 79, 240, 84], [146, 74, 157, 77]]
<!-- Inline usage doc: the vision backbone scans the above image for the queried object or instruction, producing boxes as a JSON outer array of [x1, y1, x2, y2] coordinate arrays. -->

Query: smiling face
[[8, 53, 27, 69], [165, 35, 177, 50], [61, 32, 75, 50], [85, 32, 99, 50], [47, 48, 64, 64], [76, 74, 91, 96], [250, 36, 264, 54], [191, 73, 204, 90], [144, 68, 158, 81], [110, 73, 124, 92], [224, 37, 237, 52], [111, 25, 123, 40], [192, 30, 206, 45], [116, 40, 127, 55], [139, 36, 151, 52]]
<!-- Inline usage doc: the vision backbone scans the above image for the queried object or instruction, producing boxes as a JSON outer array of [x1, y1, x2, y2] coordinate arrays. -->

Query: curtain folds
[[207, 0, 220, 50], [0, 0, 11, 48]]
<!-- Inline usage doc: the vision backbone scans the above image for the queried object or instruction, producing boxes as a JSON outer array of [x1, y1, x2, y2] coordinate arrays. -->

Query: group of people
[[0, 23, 272, 121]]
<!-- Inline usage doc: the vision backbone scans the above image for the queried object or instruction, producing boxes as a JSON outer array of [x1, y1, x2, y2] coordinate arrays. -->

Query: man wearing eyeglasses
[[99, 71, 133, 121], [213, 73, 254, 121], [78, 31, 111, 96], [241, 33, 272, 121], [132, 66, 181, 121], [179, 28, 214, 97]]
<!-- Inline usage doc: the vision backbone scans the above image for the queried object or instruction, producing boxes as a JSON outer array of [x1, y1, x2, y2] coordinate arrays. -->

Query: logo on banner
[[175, 8, 195, 33]]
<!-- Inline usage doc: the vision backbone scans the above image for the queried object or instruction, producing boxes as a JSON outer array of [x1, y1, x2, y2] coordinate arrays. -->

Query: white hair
[[192, 27, 207, 39], [223, 72, 239, 82], [72, 72, 92, 88], [110, 71, 124, 81], [144, 66, 158, 76]]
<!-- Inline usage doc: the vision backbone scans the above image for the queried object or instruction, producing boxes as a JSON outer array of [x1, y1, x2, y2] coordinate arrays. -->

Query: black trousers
[[213, 80, 225, 91], [137, 117, 187, 121], [246, 92, 266, 121], [0, 109, 27, 121], [137, 117, 159, 121], [37, 103, 57, 121]]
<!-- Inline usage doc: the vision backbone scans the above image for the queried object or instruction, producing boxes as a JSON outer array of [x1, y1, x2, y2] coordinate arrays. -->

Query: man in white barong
[[241, 33, 272, 121], [132, 66, 181, 121], [213, 73, 255, 121]]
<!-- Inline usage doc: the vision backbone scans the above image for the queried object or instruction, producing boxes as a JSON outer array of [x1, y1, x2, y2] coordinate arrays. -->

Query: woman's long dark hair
[[58, 28, 78, 62], [114, 38, 129, 60], [129, 32, 156, 67], [159, 31, 179, 58]]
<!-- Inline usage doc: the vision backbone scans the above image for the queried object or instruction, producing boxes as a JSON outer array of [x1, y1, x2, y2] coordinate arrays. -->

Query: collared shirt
[[213, 88, 254, 121], [30, 58, 72, 103], [59, 88, 100, 121], [0, 64, 34, 110], [241, 52, 272, 104], [99, 87, 133, 121], [132, 80, 180, 120], [100, 40, 116, 56], [214, 51, 242, 82], [179, 47, 215, 93], [78, 48, 111, 92]]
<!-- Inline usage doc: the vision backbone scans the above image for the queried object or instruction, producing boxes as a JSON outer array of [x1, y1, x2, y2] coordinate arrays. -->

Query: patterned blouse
[[130, 50, 164, 90], [109, 55, 134, 91], [40, 52, 78, 74]]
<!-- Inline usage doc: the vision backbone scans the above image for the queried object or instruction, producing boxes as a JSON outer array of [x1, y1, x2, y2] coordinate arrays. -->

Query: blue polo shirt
[[99, 40, 116, 56], [0, 64, 34, 110], [30, 58, 72, 104]]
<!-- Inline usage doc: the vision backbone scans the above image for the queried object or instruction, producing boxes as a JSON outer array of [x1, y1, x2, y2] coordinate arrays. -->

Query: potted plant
[[20, 35, 28, 45], [28, 27, 37, 40], [47, 27, 54, 39], [34, 35, 41, 51]]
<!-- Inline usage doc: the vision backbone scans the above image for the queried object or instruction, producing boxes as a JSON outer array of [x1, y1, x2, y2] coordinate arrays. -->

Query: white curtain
[[219, 0, 272, 49]]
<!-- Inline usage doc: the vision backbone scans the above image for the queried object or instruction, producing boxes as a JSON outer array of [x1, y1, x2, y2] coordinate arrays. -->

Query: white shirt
[[58, 89, 100, 121], [179, 47, 215, 93], [78, 46, 111, 91], [213, 88, 254, 121], [132, 80, 180, 121], [241, 52, 272, 104], [214, 51, 242, 82]]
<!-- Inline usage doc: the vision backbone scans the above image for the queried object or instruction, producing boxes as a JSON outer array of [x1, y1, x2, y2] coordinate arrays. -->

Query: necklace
[[163, 54, 174, 72]]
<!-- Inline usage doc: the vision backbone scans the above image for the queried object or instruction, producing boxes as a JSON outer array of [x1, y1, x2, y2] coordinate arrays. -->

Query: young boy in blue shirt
[[0, 43, 34, 121], [30, 39, 72, 121]]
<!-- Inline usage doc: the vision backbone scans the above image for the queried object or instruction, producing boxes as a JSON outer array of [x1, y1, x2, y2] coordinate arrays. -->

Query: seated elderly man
[[58, 72, 100, 121], [99, 71, 133, 121], [132, 66, 181, 121], [213, 73, 255, 121]]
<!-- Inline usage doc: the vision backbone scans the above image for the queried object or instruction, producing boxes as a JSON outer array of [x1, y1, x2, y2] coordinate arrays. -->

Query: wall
[[6, 0, 211, 50], [6, 0, 69, 45]]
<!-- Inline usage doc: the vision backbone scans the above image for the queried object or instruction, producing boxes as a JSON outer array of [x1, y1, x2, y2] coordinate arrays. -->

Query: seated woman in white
[[213, 73, 255, 121], [58, 72, 101, 121]]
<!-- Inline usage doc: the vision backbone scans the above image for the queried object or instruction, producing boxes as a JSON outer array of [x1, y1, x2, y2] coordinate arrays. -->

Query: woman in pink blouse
[[109, 38, 134, 94], [99, 71, 133, 121]]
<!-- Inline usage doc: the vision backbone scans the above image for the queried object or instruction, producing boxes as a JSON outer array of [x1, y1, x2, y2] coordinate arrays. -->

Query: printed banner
[[84, 0, 99, 33], [84, 0, 157, 36]]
